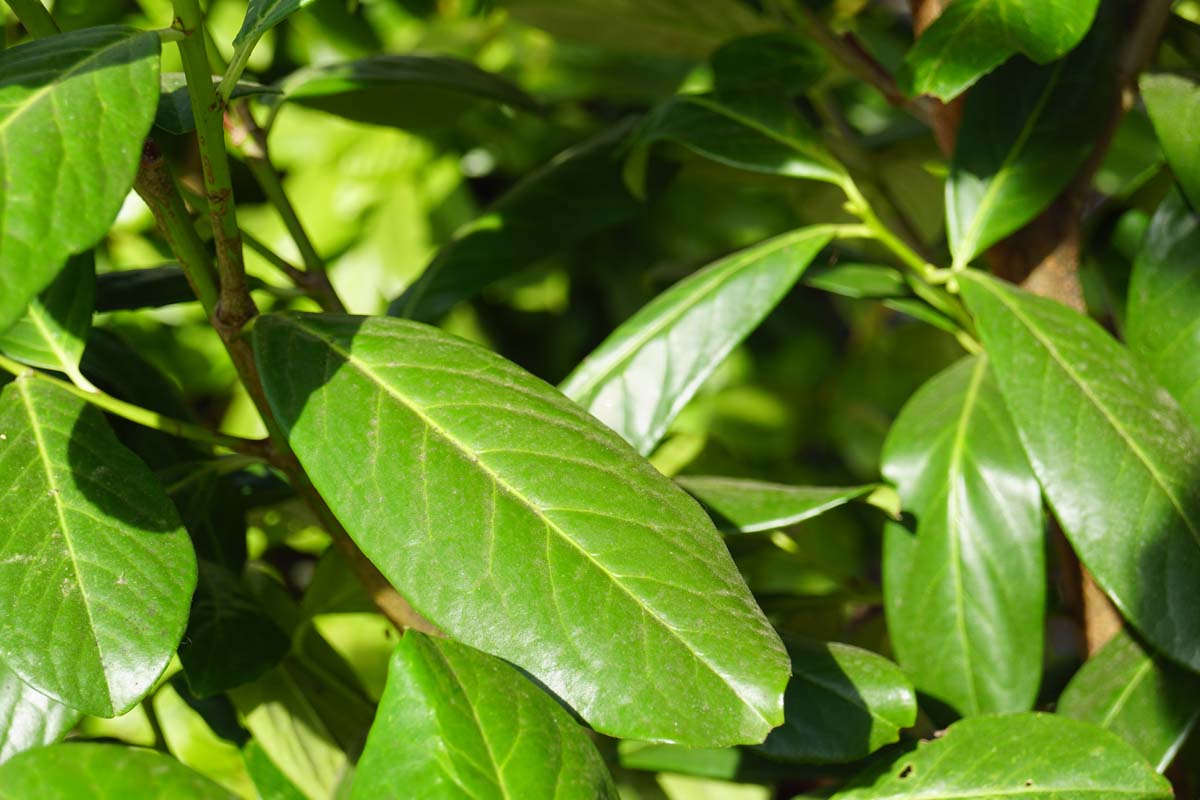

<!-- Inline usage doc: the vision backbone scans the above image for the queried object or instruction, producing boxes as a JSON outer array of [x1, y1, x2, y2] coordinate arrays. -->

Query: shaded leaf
[[0, 658, 81, 764], [1140, 73, 1200, 211], [243, 740, 307, 800], [0, 252, 94, 386], [155, 73, 277, 135], [353, 633, 617, 799], [253, 313, 789, 746], [709, 32, 825, 96], [677, 477, 876, 534], [561, 227, 832, 456], [804, 262, 908, 300], [95, 266, 267, 312], [960, 271, 1200, 671], [0, 26, 160, 332]]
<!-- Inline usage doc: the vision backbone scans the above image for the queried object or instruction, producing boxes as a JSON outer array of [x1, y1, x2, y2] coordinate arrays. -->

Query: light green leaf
[[0, 743, 237, 799], [902, 0, 1100, 101], [947, 21, 1115, 269], [1140, 73, 1200, 211], [561, 227, 832, 456], [0, 658, 81, 764], [155, 73, 278, 136], [0, 376, 196, 717], [354, 633, 617, 799], [253, 314, 790, 746], [960, 271, 1200, 672], [804, 262, 909, 300], [1127, 187, 1200, 426], [153, 683, 255, 797], [677, 477, 876, 534], [882, 356, 1043, 718], [830, 713, 1171, 799], [243, 740, 307, 800], [1059, 628, 1200, 772], [0, 253, 94, 388], [0, 26, 160, 333], [757, 639, 916, 765]]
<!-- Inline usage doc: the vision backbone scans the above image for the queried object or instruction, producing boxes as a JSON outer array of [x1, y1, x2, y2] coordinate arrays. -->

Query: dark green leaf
[[0, 377, 196, 717], [155, 73, 278, 136], [710, 32, 825, 96], [0, 253, 94, 386], [0, 26, 160, 333], [830, 713, 1171, 798], [757, 638, 916, 764], [883, 355, 1044, 717], [0, 743, 236, 799], [0, 658, 81, 764], [280, 55, 538, 132], [561, 227, 832, 456], [960, 271, 1200, 672], [804, 262, 909, 299], [253, 313, 789, 746], [677, 476, 876, 534], [232, 0, 317, 65], [947, 21, 1116, 269], [391, 122, 640, 322], [1127, 187, 1200, 426], [354, 633, 617, 799], [902, 0, 1101, 100], [1140, 73, 1200, 210], [242, 740, 307, 800], [1059, 628, 1200, 772], [95, 266, 267, 312]]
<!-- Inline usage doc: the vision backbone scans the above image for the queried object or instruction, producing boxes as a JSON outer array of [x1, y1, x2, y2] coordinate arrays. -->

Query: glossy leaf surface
[[254, 313, 789, 745], [561, 227, 832, 455], [1059, 628, 1200, 772], [354, 633, 617, 799], [0, 253, 94, 385], [831, 713, 1171, 799], [0, 743, 236, 800], [677, 477, 875, 534], [961, 271, 1200, 670], [0, 658, 81, 764], [902, 0, 1100, 100], [0, 26, 160, 333], [758, 639, 916, 765], [1127, 187, 1200, 426], [883, 356, 1043, 717], [0, 377, 196, 716], [1140, 73, 1200, 210]]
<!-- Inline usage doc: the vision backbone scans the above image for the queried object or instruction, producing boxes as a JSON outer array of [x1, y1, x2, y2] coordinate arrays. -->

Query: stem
[[6, 0, 59, 37], [0, 353, 269, 457], [839, 176, 938, 280]]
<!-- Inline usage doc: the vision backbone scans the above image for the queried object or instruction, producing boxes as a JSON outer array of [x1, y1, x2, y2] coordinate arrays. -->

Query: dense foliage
[[0, 0, 1197, 797]]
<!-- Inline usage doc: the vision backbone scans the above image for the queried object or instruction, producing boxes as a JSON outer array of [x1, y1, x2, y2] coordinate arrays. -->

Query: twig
[[6, 0, 59, 38]]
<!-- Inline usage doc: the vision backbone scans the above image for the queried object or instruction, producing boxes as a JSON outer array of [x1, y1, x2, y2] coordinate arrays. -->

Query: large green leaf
[[830, 713, 1171, 799], [0, 253, 94, 387], [677, 477, 876, 534], [947, 22, 1115, 270], [0, 377, 196, 717], [902, 0, 1100, 101], [882, 355, 1043, 717], [1140, 73, 1200, 211], [253, 313, 790, 745], [561, 227, 832, 456], [1059, 628, 1200, 772], [279, 55, 538, 132], [757, 639, 916, 765], [0, 658, 81, 764], [1127, 187, 1200, 426], [0, 743, 236, 799], [960, 271, 1200, 671], [391, 122, 640, 322], [0, 26, 160, 333], [354, 633, 617, 799]]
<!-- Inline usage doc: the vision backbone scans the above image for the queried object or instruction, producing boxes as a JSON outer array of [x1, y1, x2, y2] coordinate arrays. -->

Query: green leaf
[[960, 271, 1200, 672], [354, 633, 617, 799], [882, 355, 1044, 717], [830, 713, 1172, 799], [391, 122, 640, 322], [947, 24, 1116, 269], [1140, 73, 1200, 211], [155, 73, 278, 136], [95, 266, 266, 313], [901, 0, 1100, 101], [677, 477, 876, 534], [253, 313, 790, 746], [1059, 628, 1200, 772], [804, 263, 909, 300], [710, 32, 825, 96], [0, 658, 81, 764], [279, 55, 539, 132], [0, 26, 161, 333], [561, 227, 833, 456], [0, 742, 237, 799], [0, 253, 95, 387], [243, 740, 307, 800], [0, 377, 196, 717], [1127, 187, 1200, 426], [757, 639, 916, 765], [232, 0, 318, 63]]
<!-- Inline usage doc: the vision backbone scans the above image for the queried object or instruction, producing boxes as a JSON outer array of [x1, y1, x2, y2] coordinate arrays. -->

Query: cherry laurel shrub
[[0, 0, 1197, 797]]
